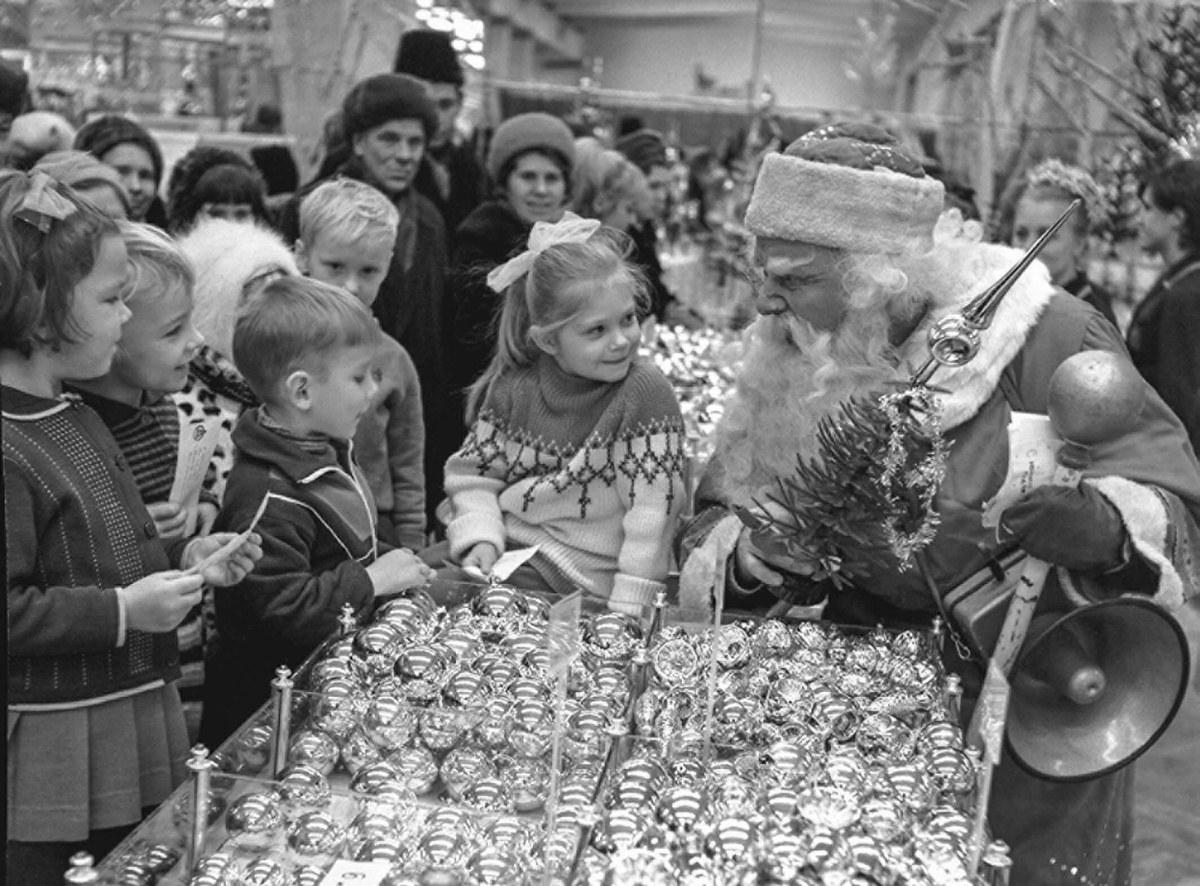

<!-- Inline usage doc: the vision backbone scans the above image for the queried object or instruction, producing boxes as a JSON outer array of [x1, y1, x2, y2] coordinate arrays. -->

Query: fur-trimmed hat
[[177, 217, 299, 360], [393, 29, 464, 87], [74, 114, 164, 185], [615, 128, 668, 174], [487, 112, 575, 182], [341, 73, 438, 141], [744, 122, 944, 257]]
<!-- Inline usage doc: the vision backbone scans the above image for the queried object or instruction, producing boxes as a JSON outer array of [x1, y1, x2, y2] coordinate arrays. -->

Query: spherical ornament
[[860, 797, 906, 843], [505, 698, 555, 757], [593, 808, 649, 853], [582, 612, 643, 665], [472, 697, 514, 751], [655, 786, 704, 833], [233, 857, 288, 886], [440, 746, 495, 801], [704, 816, 757, 865], [759, 740, 811, 786], [277, 764, 332, 813], [310, 678, 367, 740], [389, 745, 439, 795], [288, 729, 340, 777], [186, 852, 237, 886], [442, 670, 490, 709], [500, 755, 551, 812], [927, 746, 976, 795], [171, 790, 227, 838], [231, 722, 274, 774], [349, 759, 403, 797], [353, 623, 405, 680], [482, 817, 536, 855], [798, 785, 861, 830], [439, 627, 482, 664], [286, 810, 345, 866], [460, 776, 513, 813], [420, 707, 467, 753], [291, 865, 330, 886], [225, 791, 285, 852], [363, 693, 419, 751], [341, 725, 384, 775], [1047, 349, 1145, 447], [465, 847, 524, 885]]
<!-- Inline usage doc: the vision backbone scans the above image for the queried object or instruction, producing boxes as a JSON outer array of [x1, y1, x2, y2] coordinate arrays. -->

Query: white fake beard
[[712, 303, 917, 508]]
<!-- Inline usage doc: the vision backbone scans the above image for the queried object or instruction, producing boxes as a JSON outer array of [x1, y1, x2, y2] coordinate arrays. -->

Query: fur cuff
[[744, 153, 943, 256], [678, 512, 743, 621], [1064, 476, 1187, 611]]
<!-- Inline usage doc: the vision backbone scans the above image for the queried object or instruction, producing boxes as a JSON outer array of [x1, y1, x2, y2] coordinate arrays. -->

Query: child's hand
[[120, 571, 205, 633], [367, 548, 436, 597], [183, 532, 264, 586], [462, 542, 500, 577], [147, 502, 188, 539], [194, 502, 219, 537]]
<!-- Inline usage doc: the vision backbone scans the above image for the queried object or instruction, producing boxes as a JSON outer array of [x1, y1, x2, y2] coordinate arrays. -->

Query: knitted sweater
[[70, 387, 180, 504], [353, 332, 426, 548], [444, 356, 687, 614], [4, 387, 182, 707]]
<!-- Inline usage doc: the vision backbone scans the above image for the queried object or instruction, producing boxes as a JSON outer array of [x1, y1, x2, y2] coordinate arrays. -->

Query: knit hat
[[487, 112, 576, 182], [341, 73, 438, 141], [743, 122, 944, 257], [177, 217, 299, 360], [615, 128, 668, 174], [74, 114, 165, 185], [393, 29, 464, 87], [33, 149, 129, 207]]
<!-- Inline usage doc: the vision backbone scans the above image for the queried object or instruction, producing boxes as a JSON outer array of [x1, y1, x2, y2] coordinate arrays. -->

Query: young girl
[[443, 215, 687, 615], [2, 171, 261, 884]]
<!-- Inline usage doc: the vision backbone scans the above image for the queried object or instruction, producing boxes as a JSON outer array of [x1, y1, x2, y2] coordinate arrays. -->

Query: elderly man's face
[[753, 237, 846, 331]]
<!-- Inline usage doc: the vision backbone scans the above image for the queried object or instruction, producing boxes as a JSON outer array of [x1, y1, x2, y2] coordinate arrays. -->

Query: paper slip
[[319, 860, 389, 886], [184, 493, 269, 576], [980, 412, 1061, 529], [461, 546, 540, 582], [170, 416, 221, 537]]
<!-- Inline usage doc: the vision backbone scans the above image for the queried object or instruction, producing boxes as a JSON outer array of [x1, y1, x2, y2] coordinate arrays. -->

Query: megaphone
[[1005, 596, 1189, 781]]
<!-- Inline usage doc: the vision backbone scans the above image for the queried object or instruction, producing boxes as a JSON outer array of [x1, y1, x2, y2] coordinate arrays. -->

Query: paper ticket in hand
[[170, 415, 221, 536], [462, 546, 540, 582], [184, 493, 269, 576], [981, 412, 1062, 529]]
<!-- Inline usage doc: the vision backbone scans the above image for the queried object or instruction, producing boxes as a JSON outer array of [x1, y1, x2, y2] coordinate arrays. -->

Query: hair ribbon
[[14, 171, 79, 233], [486, 212, 602, 293]]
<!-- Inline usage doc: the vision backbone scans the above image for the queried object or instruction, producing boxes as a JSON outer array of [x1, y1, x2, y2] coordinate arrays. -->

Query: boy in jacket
[[199, 276, 432, 749]]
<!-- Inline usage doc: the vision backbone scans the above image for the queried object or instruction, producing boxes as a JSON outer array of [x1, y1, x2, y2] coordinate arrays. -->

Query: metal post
[[271, 665, 294, 780], [63, 851, 99, 885], [943, 673, 963, 723], [338, 602, 357, 636], [980, 839, 1013, 885], [185, 745, 214, 873]]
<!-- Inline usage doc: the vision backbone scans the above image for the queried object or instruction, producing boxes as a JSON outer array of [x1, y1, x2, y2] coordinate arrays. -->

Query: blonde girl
[[444, 215, 686, 615]]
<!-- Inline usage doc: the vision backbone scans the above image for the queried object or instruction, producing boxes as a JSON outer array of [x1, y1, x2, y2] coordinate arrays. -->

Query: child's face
[[539, 275, 641, 384], [299, 232, 393, 308], [112, 282, 204, 395], [53, 234, 131, 382], [304, 343, 379, 439]]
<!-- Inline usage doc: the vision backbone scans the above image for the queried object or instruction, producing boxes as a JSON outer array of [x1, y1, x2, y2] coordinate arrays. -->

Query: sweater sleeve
[[443, 398, 512, 561], [213, 489, 375, 655], [386, 346, 427, 549], [608, 367, 688, 615], [5, 456, 122, 656]]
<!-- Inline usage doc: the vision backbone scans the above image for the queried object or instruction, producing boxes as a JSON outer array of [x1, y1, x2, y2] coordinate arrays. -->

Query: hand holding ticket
[[183, 494, 268, 583]]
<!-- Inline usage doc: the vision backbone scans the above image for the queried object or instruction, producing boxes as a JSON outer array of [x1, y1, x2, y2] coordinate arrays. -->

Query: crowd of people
[[3, 30, 1200, 886]]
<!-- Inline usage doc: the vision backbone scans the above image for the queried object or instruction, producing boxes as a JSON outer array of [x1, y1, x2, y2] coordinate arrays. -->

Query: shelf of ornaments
[[91, 579, 1001, 885]]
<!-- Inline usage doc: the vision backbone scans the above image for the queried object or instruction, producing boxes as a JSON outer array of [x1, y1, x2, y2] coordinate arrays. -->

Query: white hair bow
[[486, 212, 602, 293]]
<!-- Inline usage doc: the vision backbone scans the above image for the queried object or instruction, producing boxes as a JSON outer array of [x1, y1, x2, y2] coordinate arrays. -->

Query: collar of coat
[[895, 241, 1055, 431]]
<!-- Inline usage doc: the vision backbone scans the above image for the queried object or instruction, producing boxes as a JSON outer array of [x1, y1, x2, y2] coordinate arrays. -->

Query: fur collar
[[897, 241, 1055, 430]]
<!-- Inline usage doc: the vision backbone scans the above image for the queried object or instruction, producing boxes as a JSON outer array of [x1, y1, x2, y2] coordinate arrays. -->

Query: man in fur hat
[[678, 122, 1200, 885], [394, 27, 486, 244]]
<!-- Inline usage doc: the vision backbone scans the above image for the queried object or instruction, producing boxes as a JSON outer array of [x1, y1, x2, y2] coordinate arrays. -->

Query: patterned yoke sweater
[[444, 355, 687, 614]]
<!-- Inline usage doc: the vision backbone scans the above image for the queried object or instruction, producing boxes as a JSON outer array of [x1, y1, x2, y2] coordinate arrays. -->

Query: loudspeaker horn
[[1006, 596, 1189, 782]]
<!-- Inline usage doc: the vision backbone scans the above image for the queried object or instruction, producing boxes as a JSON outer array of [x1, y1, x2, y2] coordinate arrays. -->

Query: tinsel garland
[[739, 386, 947, 586]]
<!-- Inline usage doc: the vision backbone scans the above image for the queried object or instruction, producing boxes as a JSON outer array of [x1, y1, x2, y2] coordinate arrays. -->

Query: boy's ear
[[293, 239, 309, 274], [529, 325, 557, 355], [283, 369, 313, 410]]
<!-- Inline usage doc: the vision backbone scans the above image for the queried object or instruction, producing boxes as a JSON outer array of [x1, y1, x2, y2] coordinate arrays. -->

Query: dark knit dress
[[5, 387, 189, 844]]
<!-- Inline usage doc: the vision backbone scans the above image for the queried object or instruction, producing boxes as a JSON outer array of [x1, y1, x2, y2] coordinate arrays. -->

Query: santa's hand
[[1002, 485, 1128, 572], [733, 527, 817, 588]]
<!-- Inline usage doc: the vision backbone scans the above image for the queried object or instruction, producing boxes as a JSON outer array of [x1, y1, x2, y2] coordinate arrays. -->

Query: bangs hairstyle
[[166, 145, 269, 233], [1143, 158, 1200, 250], [118, 220, 194, 305], [233, 275, 380, 404], [0, 171, 120, 357], [467, 225, 647, 420], [299, 177, 399, 248]]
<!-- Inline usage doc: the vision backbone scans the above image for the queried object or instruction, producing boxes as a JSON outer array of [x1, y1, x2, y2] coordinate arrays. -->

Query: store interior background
[[3, 2, 1199, 882]]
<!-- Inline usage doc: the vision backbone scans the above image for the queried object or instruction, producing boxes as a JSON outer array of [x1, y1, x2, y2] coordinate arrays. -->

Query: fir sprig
[[737, 388, 946, 589]]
